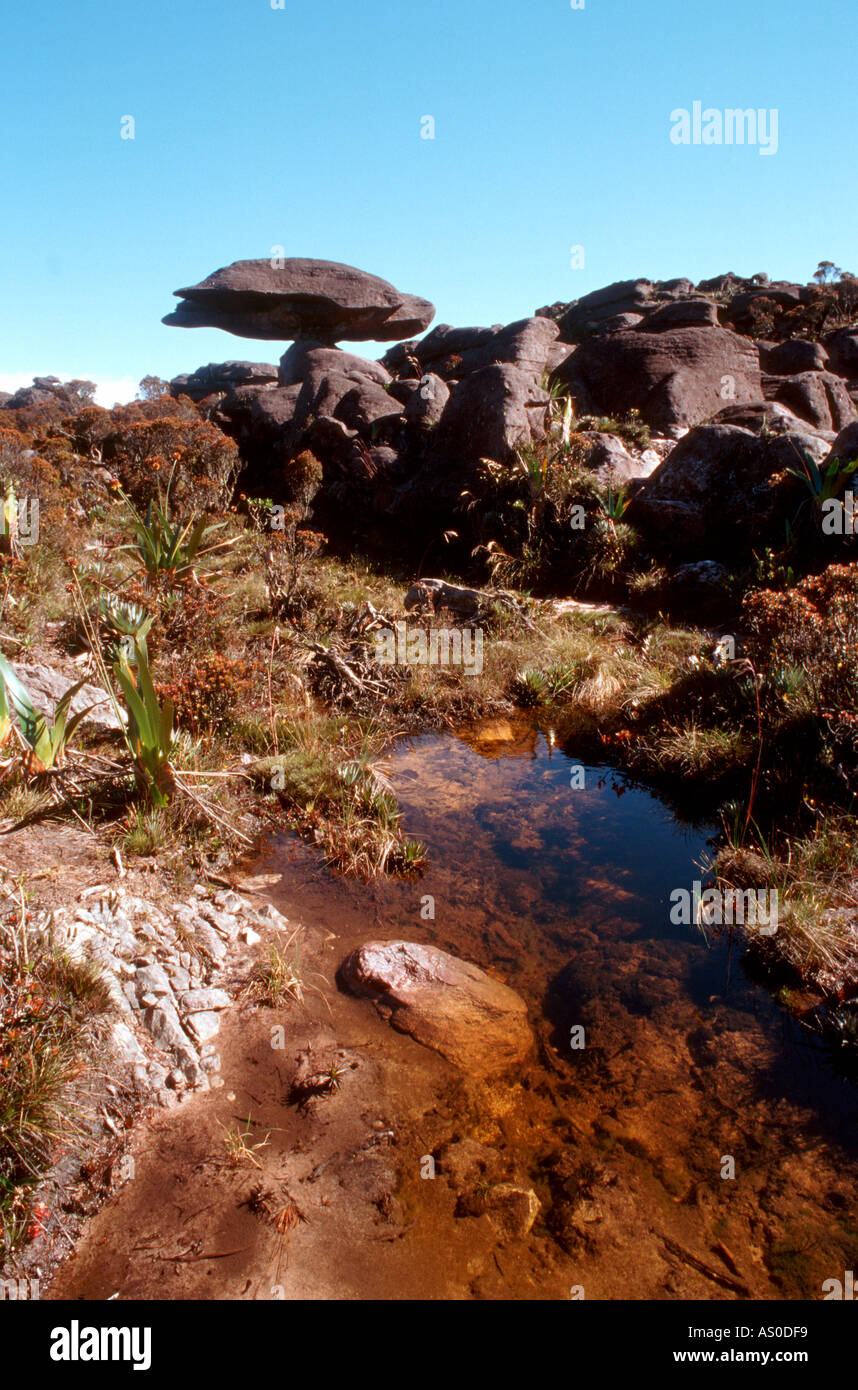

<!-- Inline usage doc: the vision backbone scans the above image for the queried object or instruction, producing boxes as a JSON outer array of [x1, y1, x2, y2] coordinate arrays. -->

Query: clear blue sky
[[2, 0, 856, 401]]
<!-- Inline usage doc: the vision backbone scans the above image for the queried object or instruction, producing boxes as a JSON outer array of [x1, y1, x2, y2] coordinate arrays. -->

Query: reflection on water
[[393, 721, 716, 956], [271, 720, 858, 1296], [397, 724, 858, 1287]]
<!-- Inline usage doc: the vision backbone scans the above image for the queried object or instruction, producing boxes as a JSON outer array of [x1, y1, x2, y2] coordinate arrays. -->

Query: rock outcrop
[[33, 885, 287, 1106], [156, 264, 858, 564]]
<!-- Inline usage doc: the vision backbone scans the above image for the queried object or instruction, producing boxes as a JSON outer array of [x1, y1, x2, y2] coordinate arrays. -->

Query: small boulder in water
[[340, 940, 533, 1077]]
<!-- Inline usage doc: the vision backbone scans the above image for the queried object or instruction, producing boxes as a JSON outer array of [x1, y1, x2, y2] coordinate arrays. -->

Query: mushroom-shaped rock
[[163, 258, 435, 344], [339, 940, 533, 1078]]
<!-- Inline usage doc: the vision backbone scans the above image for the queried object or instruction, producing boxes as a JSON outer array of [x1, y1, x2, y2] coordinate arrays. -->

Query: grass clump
[[254, 937, 305, 1008], [217, 1115, 270, 1170], [0, 903, 113, 1255]]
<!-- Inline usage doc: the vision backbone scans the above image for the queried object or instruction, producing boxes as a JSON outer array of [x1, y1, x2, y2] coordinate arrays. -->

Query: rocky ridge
[[161, 263, 858, 565]]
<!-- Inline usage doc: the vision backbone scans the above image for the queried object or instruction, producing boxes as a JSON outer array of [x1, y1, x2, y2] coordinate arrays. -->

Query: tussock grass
[[254, 935, 305, 1008], [716, 818, 858, 998], [0, 902, 113, 1255]]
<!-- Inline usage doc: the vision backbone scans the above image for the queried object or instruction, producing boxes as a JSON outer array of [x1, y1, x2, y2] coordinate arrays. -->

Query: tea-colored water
[[262, 718, 858, 1298]]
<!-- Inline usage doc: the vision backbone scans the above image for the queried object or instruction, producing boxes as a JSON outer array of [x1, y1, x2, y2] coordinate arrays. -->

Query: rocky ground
[[153, 260, 858, 581]]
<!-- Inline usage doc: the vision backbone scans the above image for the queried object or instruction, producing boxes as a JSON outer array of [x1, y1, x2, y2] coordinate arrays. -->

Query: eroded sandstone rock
[[630, 422, 830, 555], [164, 258, 435, 343], [552, 327, 761, 436]]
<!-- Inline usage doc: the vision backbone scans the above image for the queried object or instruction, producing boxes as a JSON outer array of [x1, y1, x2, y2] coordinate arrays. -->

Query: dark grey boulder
[[406, 323, 502, 361], [824, 329, 858, 378], [657, 278, 696, 296], [405, 373, 450, 428], [696, 273, 742, 294], [763, 370, 857, 433], [387, 378, 420, 406], [170, 360, 278, 402], [552, 326, 761, 435], [758, 340, 829, 375], [558, 279, 657, 339], [437, 363, 549, 463], [640, 299, 720, 331], [577, 432, 639, 486], [669, 560, 731, 595], [569, 278, 655, 314], [163, 257, 435, 343], [250, 384, 303, 433], [294, 369, 403, 434], [586, 312, 646, 334], [384, 316, 568, 384], [829, 422, 858, 462], [630, 423, 828, 554], [711, 400, 811, 435]]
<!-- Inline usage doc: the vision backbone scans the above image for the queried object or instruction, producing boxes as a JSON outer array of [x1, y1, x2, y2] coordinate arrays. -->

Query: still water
[[271, 718, 858, 1297]]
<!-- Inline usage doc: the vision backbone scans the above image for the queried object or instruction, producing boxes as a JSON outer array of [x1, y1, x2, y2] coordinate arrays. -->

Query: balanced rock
[[340, 940, 533, 1077], [163, 258, 435, 343]]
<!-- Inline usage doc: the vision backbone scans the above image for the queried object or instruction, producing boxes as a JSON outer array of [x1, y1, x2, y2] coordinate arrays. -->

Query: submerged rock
[[438, 1136, 505, 1189], [340, 940, 533, 1077], [484, 1183, 541, 1240]]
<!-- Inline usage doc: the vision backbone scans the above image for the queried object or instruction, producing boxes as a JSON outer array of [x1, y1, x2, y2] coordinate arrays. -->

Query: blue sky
[[2, 0, 856, 402]]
